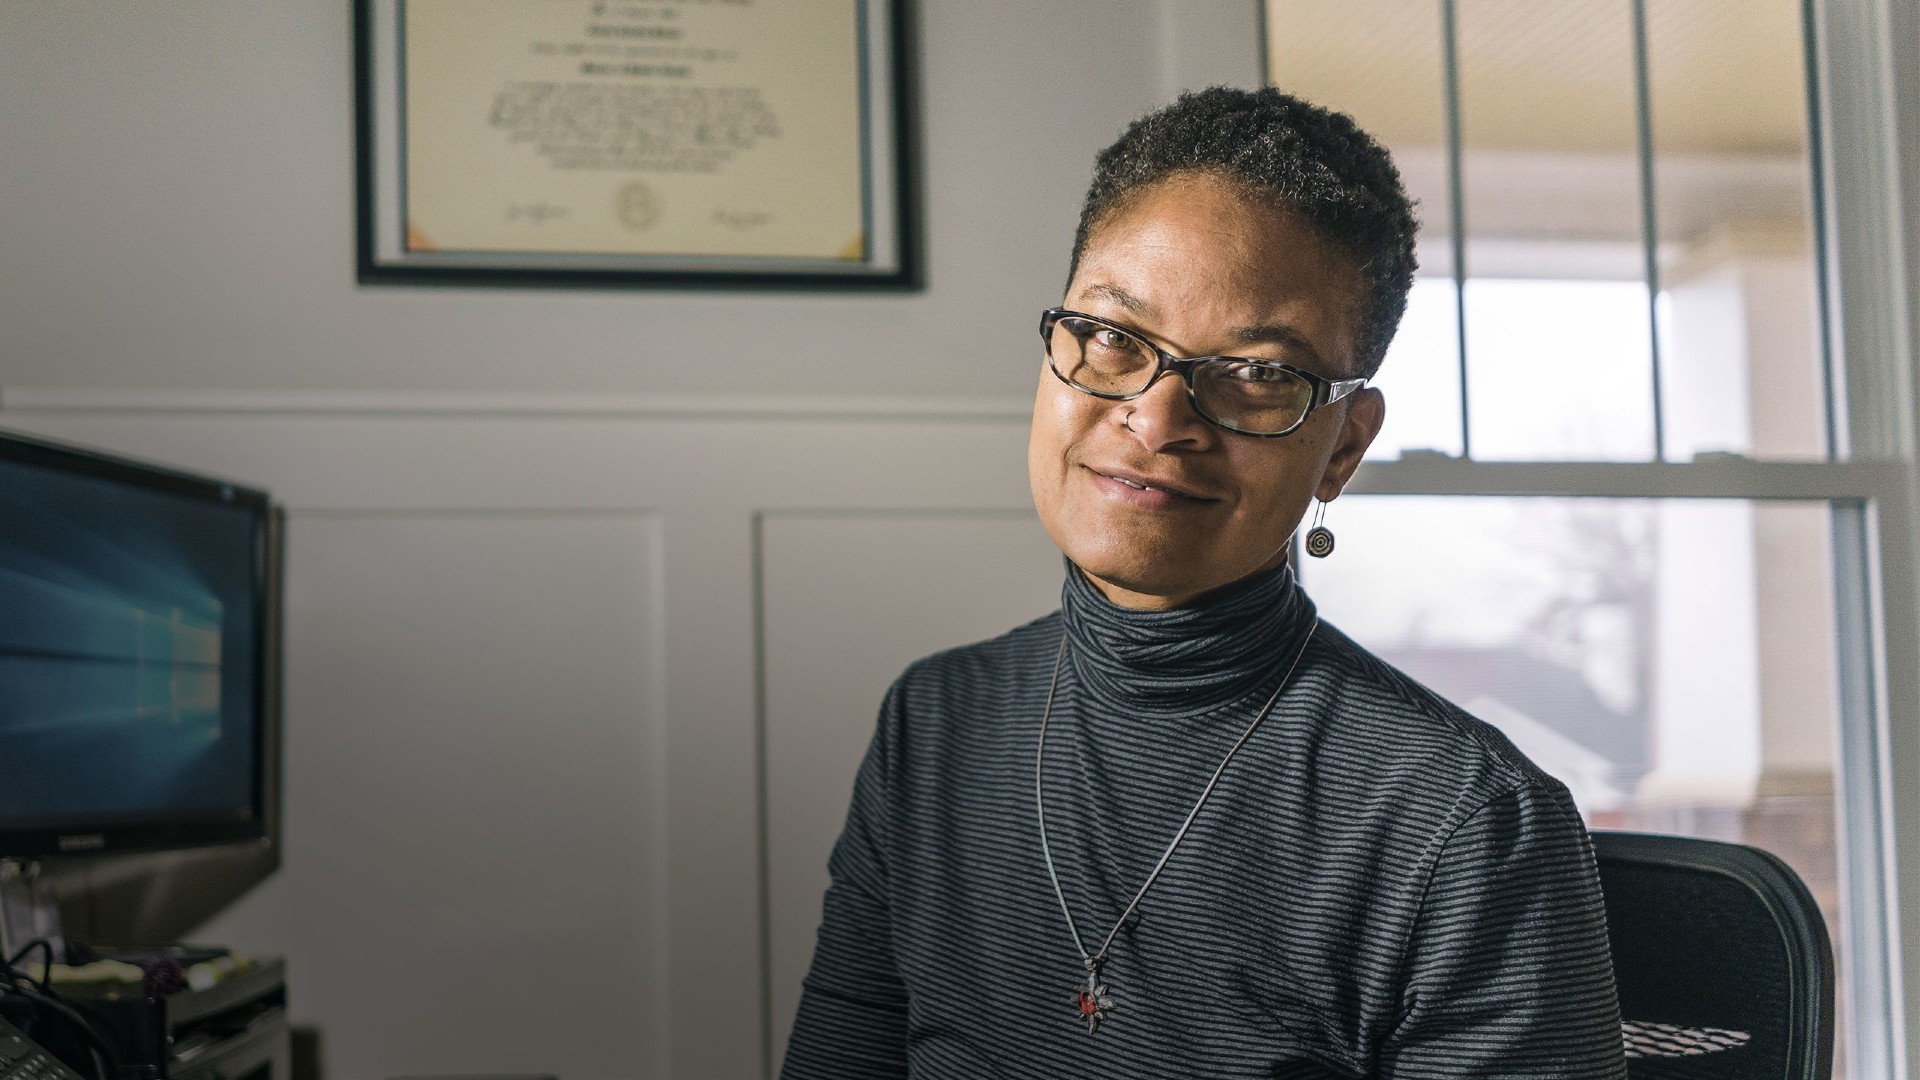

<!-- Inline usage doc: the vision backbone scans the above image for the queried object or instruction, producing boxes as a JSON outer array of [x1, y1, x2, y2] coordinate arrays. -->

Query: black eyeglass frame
[[1039, 308, 1369, 438]]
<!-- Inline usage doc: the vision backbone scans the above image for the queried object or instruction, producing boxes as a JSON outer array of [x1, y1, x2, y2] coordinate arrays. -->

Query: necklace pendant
[[1074, 964, 1115, 1033], [1035, 624, 1319, 1042]]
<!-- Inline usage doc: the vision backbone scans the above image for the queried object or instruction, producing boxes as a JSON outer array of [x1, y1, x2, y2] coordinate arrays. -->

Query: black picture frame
[[353, 0, 922, 291]]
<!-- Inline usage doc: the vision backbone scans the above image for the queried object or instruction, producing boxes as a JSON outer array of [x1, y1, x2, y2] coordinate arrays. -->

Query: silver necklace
[[1034, 616, 1319, 1034]]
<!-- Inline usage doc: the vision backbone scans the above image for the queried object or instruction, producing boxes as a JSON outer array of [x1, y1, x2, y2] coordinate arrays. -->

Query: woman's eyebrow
[[1229, 323, 1321, 363], [1080, 282, 1155, 317], [1080, 281, 1328, 367]]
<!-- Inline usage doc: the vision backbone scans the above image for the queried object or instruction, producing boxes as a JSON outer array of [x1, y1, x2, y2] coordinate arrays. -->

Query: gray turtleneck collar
[[1057, 551, 1317, 719]]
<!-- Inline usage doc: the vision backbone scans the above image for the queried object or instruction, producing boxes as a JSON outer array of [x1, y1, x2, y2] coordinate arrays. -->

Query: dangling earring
[[1305, 500, 1335, 558]]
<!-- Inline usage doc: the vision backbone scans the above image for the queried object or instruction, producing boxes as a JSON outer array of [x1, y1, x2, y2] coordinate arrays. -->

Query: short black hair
[[1068, 86, 1419, 378]]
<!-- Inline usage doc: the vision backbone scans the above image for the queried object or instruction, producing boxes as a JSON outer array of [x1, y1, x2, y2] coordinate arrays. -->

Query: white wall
[[0, 3, 1265, 1079], [0, 0, 1259, 401]]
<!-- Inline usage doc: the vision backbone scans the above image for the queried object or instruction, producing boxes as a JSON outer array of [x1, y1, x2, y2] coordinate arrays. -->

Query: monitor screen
[[0, 431, 278, 857]]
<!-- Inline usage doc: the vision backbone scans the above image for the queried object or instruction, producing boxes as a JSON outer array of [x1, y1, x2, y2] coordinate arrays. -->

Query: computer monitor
[[0, 429, 281, 859]]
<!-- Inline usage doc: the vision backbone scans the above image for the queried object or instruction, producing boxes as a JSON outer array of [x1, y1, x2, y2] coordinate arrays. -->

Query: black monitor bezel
[[0, 427, 281, 859]]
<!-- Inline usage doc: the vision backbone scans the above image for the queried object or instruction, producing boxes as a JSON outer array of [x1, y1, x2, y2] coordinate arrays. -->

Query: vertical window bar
[[1439, 0, 1471, 460], [1630, 0, 1667, 462], [1831, 501, 1900, 1080], [1801, 0, 1843, 462]]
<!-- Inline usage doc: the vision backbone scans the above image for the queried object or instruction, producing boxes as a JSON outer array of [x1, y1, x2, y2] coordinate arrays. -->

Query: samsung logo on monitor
[[57, 834, 107, 852]]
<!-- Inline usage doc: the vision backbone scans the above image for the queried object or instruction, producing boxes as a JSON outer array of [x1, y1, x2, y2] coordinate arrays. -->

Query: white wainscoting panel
[[0, 402, 1040, 1080], [198, 510, 669, 1080], [759, 511, 1062, 1064]]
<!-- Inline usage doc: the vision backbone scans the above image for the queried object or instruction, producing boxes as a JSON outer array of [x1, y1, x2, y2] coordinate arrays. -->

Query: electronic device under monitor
[[0, 430, 281, 859]]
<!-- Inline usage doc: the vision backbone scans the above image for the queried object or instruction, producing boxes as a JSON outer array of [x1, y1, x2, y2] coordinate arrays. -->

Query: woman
[[781, 86, 1627, 1079]]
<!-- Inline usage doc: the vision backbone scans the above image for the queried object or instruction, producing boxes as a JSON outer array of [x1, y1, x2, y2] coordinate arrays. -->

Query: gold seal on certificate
[[617, 180, 661, 233], [355, 0, 917, 288]]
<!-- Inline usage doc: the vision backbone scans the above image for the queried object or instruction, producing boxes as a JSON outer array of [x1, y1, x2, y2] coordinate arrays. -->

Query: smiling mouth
[[1087, 467, 1216, 503]]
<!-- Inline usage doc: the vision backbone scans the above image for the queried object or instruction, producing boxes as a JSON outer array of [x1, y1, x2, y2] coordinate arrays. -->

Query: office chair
[[1592, 831, 1835, 1079]]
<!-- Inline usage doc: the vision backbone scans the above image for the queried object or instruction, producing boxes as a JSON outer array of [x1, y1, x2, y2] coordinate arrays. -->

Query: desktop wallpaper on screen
[[0, 456, 261, 830]]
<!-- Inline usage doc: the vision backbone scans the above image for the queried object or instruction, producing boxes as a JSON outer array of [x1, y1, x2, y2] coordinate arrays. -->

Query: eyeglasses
[[1039, 308, 1367, 438]]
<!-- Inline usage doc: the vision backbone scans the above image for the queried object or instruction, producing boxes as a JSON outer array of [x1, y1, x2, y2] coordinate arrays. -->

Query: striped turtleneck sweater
[[781, 555, 1627, 1079]]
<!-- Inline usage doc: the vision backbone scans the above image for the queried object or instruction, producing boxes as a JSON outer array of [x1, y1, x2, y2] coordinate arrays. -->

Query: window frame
[[1811, 1, 1920, 1075], [1263, 0, 1920, 1074]]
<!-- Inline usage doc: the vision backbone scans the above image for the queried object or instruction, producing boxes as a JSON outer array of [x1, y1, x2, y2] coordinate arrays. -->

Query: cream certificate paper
[[402, 0, 865, 260]]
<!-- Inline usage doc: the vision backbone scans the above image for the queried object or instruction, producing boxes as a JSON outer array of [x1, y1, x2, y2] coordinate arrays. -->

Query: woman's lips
[[1086, 467, 1214, 509]]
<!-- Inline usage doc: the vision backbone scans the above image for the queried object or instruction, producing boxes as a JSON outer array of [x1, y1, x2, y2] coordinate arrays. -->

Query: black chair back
[[1592, 831, 1835, 1079]]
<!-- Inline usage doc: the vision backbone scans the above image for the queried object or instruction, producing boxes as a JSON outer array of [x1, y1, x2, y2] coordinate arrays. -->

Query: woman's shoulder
[[1294, 618, 1575, 811], [890, 607, 1067, 695]]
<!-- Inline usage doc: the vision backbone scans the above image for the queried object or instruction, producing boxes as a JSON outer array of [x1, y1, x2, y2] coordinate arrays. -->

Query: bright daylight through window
[[1267, 1, 1882, 1076]]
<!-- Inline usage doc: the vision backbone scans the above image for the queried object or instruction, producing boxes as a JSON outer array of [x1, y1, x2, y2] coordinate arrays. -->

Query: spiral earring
[[1304, 500, 1335, 558]]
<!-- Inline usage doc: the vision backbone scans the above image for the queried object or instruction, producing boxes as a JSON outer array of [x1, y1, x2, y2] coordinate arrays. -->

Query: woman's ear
[[1315, 388, 1385, 503]]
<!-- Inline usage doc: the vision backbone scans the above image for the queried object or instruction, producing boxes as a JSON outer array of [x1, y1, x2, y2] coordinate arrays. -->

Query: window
[[1266, 2, 1902, 1075]]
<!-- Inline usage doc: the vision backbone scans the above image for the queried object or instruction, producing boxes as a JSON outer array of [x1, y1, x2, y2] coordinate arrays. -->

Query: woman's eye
[[1092, 330, 1132, 351]]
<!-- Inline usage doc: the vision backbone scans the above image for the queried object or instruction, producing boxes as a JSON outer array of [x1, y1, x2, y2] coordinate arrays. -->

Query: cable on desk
[[1, 939, 122, 1080]]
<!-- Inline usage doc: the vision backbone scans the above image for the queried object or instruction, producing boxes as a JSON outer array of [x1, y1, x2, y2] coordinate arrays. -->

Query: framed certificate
[[354, 0, 919, 289]]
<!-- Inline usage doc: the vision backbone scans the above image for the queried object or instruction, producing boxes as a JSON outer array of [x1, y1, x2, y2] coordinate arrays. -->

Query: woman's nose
[[1120, 370, 1214, 451]]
